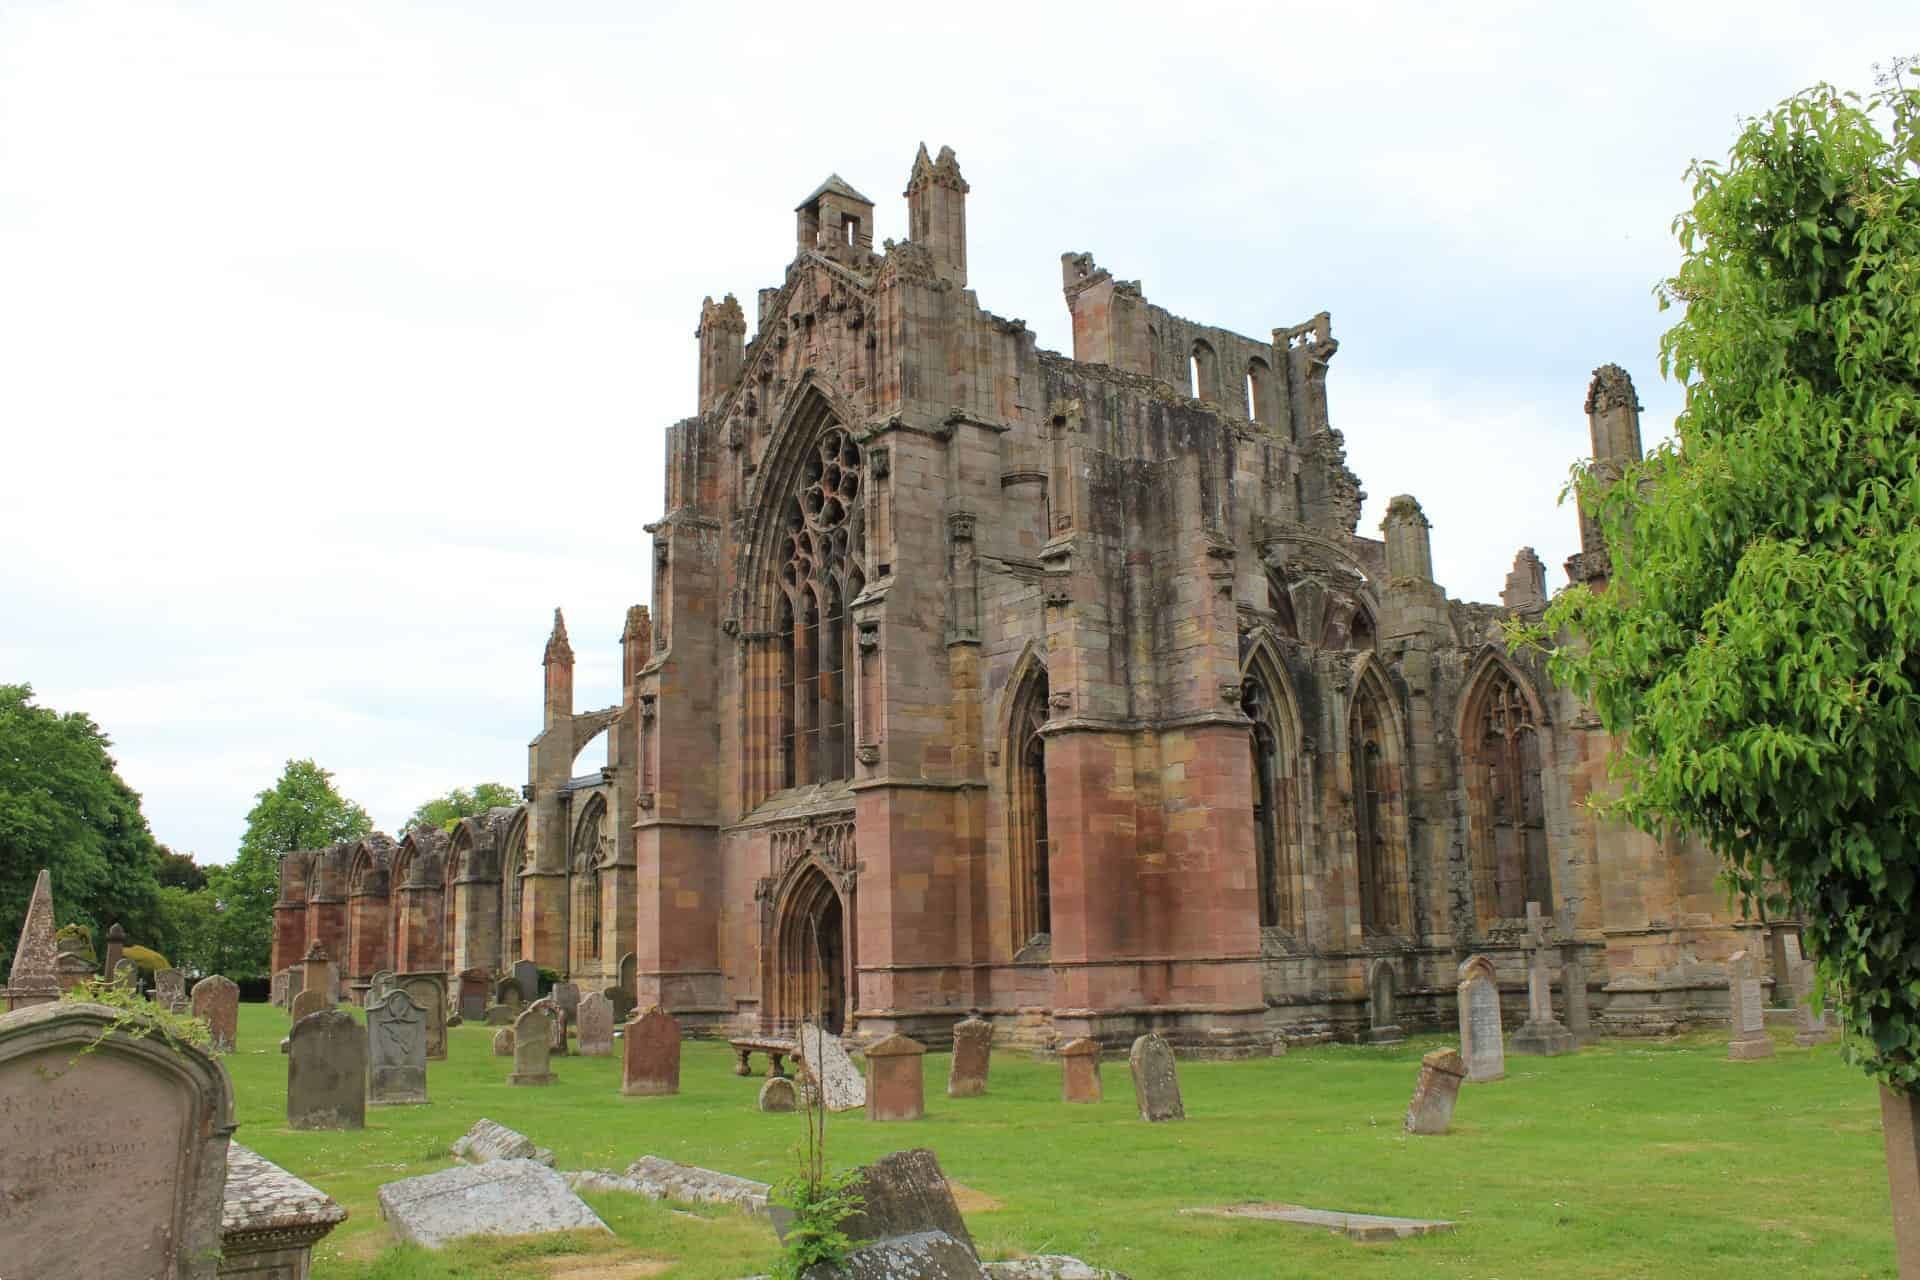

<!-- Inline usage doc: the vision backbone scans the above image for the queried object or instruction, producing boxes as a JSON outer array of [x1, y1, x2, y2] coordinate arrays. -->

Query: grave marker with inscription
[[623, 1006, 682, 1097], [865, 1033, 927, 1122], [948, 1016, 992, 1098], [512, 1003, 555, 1086], [191, 973, 240, 1052], [1455, 955, 1505, 1083], [1129, 1033, 1184, 1122], [577, 990, 614, 1057], [153, 967, 187, 1013], [1403, 1048, 1468, 1135], [401, 973, 448, 1061], [367, 988, 430, 1106], [1727, 950, 1775, 1060], [514, 958, 540, 1003], [288, 1009, 367, 1130]]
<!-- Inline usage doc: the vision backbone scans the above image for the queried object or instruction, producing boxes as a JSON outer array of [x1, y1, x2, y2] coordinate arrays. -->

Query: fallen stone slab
[[1182, 1203, 1456, 1243], [378, 1159, 609, 1248], [450, 1117, 555, 1167], [812, 1230, 987, 1279], [983, 1259, 1131, 1280], [578, 1155, 772, 1215]]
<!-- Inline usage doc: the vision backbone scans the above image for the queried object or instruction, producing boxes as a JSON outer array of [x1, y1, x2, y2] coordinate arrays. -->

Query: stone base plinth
[[1510, 1019, 1574, 1057], [508, 1071, 555, 1086], [1727, 1034, 1775, 1060], [1795, 1029, 1836, 1047]]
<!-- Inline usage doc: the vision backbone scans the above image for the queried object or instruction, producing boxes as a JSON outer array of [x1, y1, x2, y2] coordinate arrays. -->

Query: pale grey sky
[[1, 1, 1906, 862]]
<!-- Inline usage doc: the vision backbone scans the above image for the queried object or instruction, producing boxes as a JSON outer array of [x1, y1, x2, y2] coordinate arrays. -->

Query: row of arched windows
[[1188, 340, 1284, 433]]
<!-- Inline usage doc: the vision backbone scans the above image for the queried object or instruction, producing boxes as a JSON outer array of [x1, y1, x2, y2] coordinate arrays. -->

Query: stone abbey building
[[273, 145, 1779, 1052]]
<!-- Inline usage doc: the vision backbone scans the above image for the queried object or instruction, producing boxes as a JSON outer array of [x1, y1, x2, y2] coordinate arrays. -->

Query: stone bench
[[728, 1036, 797, 1078]]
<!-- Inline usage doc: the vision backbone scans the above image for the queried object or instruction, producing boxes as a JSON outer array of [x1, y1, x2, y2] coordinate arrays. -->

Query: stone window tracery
[[1351, 674, 1409, 937], [1466, 663, 1551, 923], [1242, 670, 1301, 932], [777, 427, 866, 788]]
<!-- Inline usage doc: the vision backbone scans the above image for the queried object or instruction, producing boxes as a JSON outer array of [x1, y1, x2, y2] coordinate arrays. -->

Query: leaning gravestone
[[800, 1021, 866, 1112], [1727, 950, 1775, 1060], [1403, 1048, 1468, 1135], [1455, 955, 1505, 1083], [511, 1003, 555, 1086], [1128, 1033, 1184, 1122], [623, 1006, 682, 1096], [400, 974, 448, 1061], [288, 1008, 366, 1130], [513, 958, 540, 1003], [367, 988, 430, 1106], [0, 1000, 236, 1279], [759, 1075, 798, 1112], [576, 991, 614, 1057], [492, 1027, 515, 1056], [949, 1016, 993, 1098], [153, 967, 187, 1013], [1060, 1037, 1102, 1103], [191, 973, 240, 1053], [289, 987, 330, 1024], [837, 1148, 977, 1257], [378, 1159, 609, 1248]]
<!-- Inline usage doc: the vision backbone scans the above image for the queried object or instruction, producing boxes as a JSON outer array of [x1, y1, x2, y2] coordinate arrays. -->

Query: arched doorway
[[771, 863, 850, 1036]]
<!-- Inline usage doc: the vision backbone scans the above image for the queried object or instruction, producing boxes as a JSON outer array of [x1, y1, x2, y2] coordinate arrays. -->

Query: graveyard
[[199, 1001, 1894, 1278]]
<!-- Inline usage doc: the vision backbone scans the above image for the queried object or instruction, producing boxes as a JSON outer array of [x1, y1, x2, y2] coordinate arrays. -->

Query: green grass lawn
[[224, 1004, 1897, 1278]]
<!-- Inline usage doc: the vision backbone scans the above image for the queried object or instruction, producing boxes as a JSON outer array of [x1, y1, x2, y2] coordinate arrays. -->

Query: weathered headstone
[[302, 940, 336, 1004], [1455, 954, 1505, 1083], [113, 956, 140, 993], [1060, 1037, 1102, 1104], [0, 1001, 236, 1279], [367, 988, 430, 1106], [369, 969, 398, 1002], [511, 1003, 555, 1085], [191, 973, 240, 1052], [577, 990, 614, 1057], [513, 958, 540, 1003], [102, 920, 126, 982], [838, 1148, 976, 1256], [485, 1002, 516, 1025], [948, 1016, 992, 1098], [7, 868, 60, 1010], [552, 980, 581, 1021], [1128, 1033, 1184, 1122], [800, 1021, 866, 1112], [493, 1026, 515, 1056], [1563, 945, 1592, 1044], [493, 975, 519, 1006], [377, 1159, 608, 1248], [1792, 961, 1836, 1047], [866, 1033, 927, 1122], [1403, 1048, 1467, 1135], [452, 1117, 555, 1166], [401, 973, 449, 1060], [1727, 949, 1774, 1060], [153, 967, 187, 1013], [287, 1008, 367, 1130], [622, 1005, 682, 1096], [759, 1075, 798, 1112], [603, 982, 636, 1025], [550, 1008, 570, 1055], [1510, 901, 1574, 1056], [271, 968, 290, 1010], [458, 967, 489, 1021], [1367, 960, 1404, 1044], [290, 986, 330, 1024], [55, 949, 94, 993]]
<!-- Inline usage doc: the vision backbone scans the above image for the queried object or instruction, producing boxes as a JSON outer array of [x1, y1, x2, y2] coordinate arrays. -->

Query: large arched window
[[1350, 669, 1409, 937], [1246, 357, 1274, 424], [778, 427, 866, 788], [1009, 664, 1052, 944], [1242, 662, 1302, 932], [571, 795, 608, 967], [1464, 661, 1551, 923]]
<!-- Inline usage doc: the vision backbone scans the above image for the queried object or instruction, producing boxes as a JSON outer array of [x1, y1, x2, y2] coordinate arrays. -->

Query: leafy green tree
[[210, 759, 372, 979], [404, 782, 520, 833], [1528, 62, 1918, 1247], [0, 684, 164, 971], [155, 845, 208, 892]]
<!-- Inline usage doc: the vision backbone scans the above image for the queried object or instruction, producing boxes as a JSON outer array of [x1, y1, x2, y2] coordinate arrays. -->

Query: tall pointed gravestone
[[288, 1008, 367, 1130], [7, 868, 60, 1010], [367, 988, 431, 1105], [1510, 902, 1574, 1056], [1455, 954, 1506, 1083], [0, 1001, 236, 1279]]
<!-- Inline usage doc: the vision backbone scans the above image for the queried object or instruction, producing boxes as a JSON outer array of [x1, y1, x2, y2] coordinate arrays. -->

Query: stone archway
[[770, 863, 851, 1037]]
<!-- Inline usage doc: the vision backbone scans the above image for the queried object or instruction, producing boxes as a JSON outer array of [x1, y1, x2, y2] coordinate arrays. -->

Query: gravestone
[[458, 967, 489, 1021], [604, 982, 636, 1025], [800, 1021, 866, 1112], [401, 973, 448, 1060], [377, 1159, 609, 1248], [153, 967, 187, 1013], [838, 1148, 976, 1257], [367, 988, 430, 1106], [0, 1001, 236, 1278], [369, 969, 398, 1002], [1792, 962, 1836, 1047], [191, 973, 240, 1052], [485, 1002, 516, 1025], [221, 1141, 348, 1276], [866, 1033, 927, 1122], [511, 1003, 555, 1085], [290, 987, 330, 1024], [287, 1008, 367, 1130], [577, 990, 614, 1057], [494, 975, 519, 1006], [1510, 902, 1574, 1056], [102, 921, 126, 982], [552, 980, 581, 1021], [113, 957, 140, 993], [452, 1117, 555, 1166], [271, 968, 290, 1009], [1563, 946, 1592, 1044], [822, 1232, 986, 1279], [55, 950, 94, 993], [1367, 960, 1404, 1044], [550, 1008, 570, 1055], [1726, 950, 1774, 1060], [1403, 1048, 1468, 1135], [623, 1006, 682, 1096], [513, 958, 540, 1002], [759, 1075, 798, 1112], [283, 964, 305, 1007], [7, 868, 60, 1010], [302, 941, 336, 1004], [1060, 1037, 1102, 1103], [948, 1016, 992, 1098], [493, 1026, 515, 1056], [1455, 955, 1505, 1083], [1128, 1033, 1184, 1122]]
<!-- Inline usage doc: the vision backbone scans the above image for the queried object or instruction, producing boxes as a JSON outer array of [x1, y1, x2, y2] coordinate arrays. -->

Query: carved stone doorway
[[771, 863, 850, 1036]]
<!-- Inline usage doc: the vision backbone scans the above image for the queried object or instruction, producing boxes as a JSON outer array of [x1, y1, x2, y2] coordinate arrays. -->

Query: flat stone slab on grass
[[983, 1259, 1131, 1279], [817, 1230, 987, 1279], [594, 1155, 771, 1214], [450, 1117, 555, 1167], [378, 1159, 609, 1248], [1184, 1203, 1456, 1243]]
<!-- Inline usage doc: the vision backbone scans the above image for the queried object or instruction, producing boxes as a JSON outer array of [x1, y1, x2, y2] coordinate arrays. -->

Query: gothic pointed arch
[[1002, 648, 1054, 948], [390, 827, 448, 974], [1348, 654, 1412, 938], [1240, 637, 1307, 932], [570, 792, 610, 967], [346, 835, 392, 986], [498, 805, 528, 962], [1459, 648, 1553, 924]]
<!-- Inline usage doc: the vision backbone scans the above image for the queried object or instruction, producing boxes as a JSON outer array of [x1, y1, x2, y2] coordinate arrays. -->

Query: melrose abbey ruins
[[273, 145, 1780, 1054]]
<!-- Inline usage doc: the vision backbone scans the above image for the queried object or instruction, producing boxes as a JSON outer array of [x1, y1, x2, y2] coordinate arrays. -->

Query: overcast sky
[[1, 2, 1906, 863]]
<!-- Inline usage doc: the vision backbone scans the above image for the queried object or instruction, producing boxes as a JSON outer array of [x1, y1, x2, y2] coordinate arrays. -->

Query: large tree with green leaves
[[404, 782, 520, 834], [1532, 63, 1920, 1259], [210, 758, 372, 979], [0, 684, 165, 971]]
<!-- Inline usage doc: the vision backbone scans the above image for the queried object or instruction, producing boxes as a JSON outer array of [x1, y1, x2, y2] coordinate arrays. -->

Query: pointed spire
[[8, 869, 60, 1006], [906, 141, 936, 191], [544, 607, 573, 666]]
